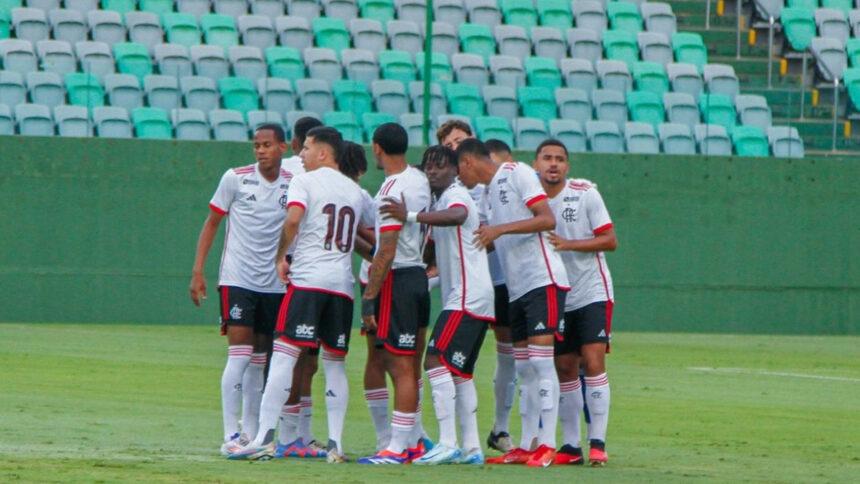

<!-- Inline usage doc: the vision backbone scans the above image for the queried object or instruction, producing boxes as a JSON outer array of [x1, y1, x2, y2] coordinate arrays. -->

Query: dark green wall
[[0, 136, 857, 334]]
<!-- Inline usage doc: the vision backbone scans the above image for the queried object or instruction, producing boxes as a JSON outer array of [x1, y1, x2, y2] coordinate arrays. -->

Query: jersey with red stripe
[[358, 188, 374, 285], [374, 166, 431, 269], [486, 162, 570, 301], [286, 166, 372, 298], [548, 178, 615, 311], [209, 162, 298, 293], [433, 181, 494, 319]]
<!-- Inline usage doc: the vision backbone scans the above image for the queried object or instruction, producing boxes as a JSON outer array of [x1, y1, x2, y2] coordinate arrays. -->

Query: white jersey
[[374, 166, 432, 269], [486, 162, 570, 301], [358, 188, 375, 285], [287, 166, 372, 298], [210, 162, 298, 293], [281, 155, 305, 176], [549, 179, 615, 311], [433, 182, 495, 319]]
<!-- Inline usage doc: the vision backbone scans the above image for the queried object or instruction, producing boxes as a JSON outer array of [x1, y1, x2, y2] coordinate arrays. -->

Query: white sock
[[454, 376, 480, 451], [493, 342, 516, 434], [427, 367, 457, 448], [241, 352, 266, 439], [365, 387, 391, 451], [387, 411, 416, 454], [221, 345, 252, 440], [251, 341, 301, 446], [559, 378, 583, 448], [322, 350, 348, 453], [298, 396, 312, 443], [529, 345, 560, 448], [410, 378, 426, 446], [278, 403, 300, 444], [584, 373, 610, 443], [514, 347, 539, 449]]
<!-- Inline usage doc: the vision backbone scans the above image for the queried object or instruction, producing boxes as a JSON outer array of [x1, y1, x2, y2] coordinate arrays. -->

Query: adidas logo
[[535, 322, 546, 330], [326, 389, 336, 397], [598, 329, 606, 338], [246, 194, 256, 201]]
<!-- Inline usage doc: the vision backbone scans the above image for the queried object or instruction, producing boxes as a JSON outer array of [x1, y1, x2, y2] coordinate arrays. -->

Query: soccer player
[[533, 140, 617, 466], [380, 146, 493, 465], [228, 126, 370, 462], [456, 139, 570, 467], [357, 123, 432, 465], [189, 124, 296, 455]]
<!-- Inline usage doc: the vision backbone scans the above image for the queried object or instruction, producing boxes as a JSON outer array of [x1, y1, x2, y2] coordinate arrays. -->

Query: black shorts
[[374, 266, 430, 355], [274, 286, 354, 355], [493, 284, 510, 327], [427, 310, 490, 378], [509, 285, 568, 343], [219, 286, 283, 336], [556, 301, 614, 355]]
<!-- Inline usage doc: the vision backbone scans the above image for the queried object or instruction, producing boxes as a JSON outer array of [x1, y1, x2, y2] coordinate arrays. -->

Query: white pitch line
[[687, 367, 860, 383]]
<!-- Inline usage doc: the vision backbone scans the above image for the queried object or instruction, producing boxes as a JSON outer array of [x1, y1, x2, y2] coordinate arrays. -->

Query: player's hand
[[379, 194, 407, 223], [361, 297, 378, 331], [474, 225, 501, 249], [426, 265, 439, 279], [190, 272, 206, 306], [277, 256, 291, 284], [548, 231, 571, 251]]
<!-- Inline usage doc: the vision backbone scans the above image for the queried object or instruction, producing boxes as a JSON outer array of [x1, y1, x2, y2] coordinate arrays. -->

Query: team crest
[[278, 192, 288, 208], [229, 304, 242, 320], [562, 207, 576, 223]]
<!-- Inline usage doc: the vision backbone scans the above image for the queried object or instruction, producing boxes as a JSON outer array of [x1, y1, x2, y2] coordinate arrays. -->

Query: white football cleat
[[413, 443, 463, 465]]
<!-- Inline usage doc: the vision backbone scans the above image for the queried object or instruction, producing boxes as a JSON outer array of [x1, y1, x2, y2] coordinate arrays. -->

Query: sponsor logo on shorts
[[558, 319, 565, 332], [295, 324, 315, 338], [534, 321, 546, 331], [398, 333, 416, 348], [451, 351, 466, 368], [337, 334, 346, 347], [229, 304, 242, 320], [598, 329, 606, 338], [428, 339, 435, 348]]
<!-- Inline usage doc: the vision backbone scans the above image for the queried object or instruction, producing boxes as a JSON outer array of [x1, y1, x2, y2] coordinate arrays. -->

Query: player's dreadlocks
[[338, 141, 368, 181]]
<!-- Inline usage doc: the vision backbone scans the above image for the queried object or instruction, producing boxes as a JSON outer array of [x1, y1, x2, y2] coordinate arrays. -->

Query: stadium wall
[[0, 136, 856, 334]]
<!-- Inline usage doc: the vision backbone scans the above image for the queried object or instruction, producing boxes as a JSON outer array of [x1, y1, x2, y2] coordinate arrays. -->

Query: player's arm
[[474, 199, 556, 249], [548, 227, 618, 252], [275, 204, 306, 283], [190, 211, 225, 306], [380, 196, 468, 227], [354, 230, 375, 261], [360, 228, 399, 330]]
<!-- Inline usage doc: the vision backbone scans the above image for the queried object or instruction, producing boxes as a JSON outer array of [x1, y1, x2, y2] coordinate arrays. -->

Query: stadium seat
[[362, 110, 396, 140], [248, 0, 282, 17], [54, 104, 91, 137], [349, 18, 385, 53], [815, 7, 850, 46], [475, 115, 514, 147], [144, 74, 181, 111], [229, 45, 266, 82], [556, 87, 591, 120], [735, 94, 773, 130], [266, 46, 305, 81], [304, 47, 343, 81], [572, 0, 607, 34], [603, 30, 639, 67], [445, 82, 484, 118], [667, 62, 704, 100], [641, 2, 677, 37], [821, 0, 852, 15], [65, 72, 104, 108], [275, 16, 313, 51], [452, 53, 488, 86], [209, 108, 248, 141], [460, 23, 496, 60], [191, 45, 230, 81], [287, 0, 321, 20], [786, 0, 818, 10], [500, 0, 538, 32], [178, 0, 212, 18], [844, 66, 860, 109], [810, 36, 847, 82], [114, 42, 152, 82], [531, 26, 566, 62], [0, 103, 12, 135], [214, 0, 248, 17], [322, 0, 359, 22], [359, 0, 395, 23], [154, 43, 192, 78], [0, 39, 36, 76], [849, 10, 860, 37], [559, 58, 596, 96], [518, 85, 556, 118], [258, 77, 296, 114], [181, 75, 219, 111], [585, 119, 623, 153], [104, 73, 142, 111], [87, 10, 126, 45], [74, 41, 114, 79], [162, 13, 202, 48], [409, 80, 447, 118], [426, 21, 458, 58], [313, 17, 350, 53], [238, 15, 276, 50], [125, 12, 163, 52], [846, 37, 860, 66], [102, 0, 136, 15], [466, 0, 502, 26], [50, 9, 88, 45], [489, 55, 525, 89], [549, 118, 586, 152], [15, 102, 53, 135], [246, 109, 283, 130], [379, 49, 416, 84], [140, 0, 174, 15], [218, 76, 259, 115], [36, 40, 76, 76], [341, 48, 379, 86], [324, 110, 362, 141], [387, 20, 423, 53], [592, 88, 627, 129], [658, 122, 696, 155], [132, 106, 171, 139], [400, 111, 430, 146], [0, 70, 25, 107], [333, 79, 373, 118], [596, 59, 632, 92], [731, 125, 769, 156], [767, 126, 804, 158], [627, 90, 664, 126], [567, 28, 602, 65], [296, 77, 334, 116], [537, 0, 573, 30], [632, 61, 669, 96], [624, 121, 659, 154], [525, 56, 562, 90], [285, 110, 319, 137], [201, 13, 239, 48], [482, 84, 517, 119], [513, 117, 547, 149], [71, 0, 100, 13], [703, 63, 740, 99], [0, 11, 9, 41], [672, 33, 707, 71], [638, 32, 673, 66], [394, 0, 426, 24], [92, 105, 132, 137], [694, 123, 732, 156], [13, 8, 49, 44], [495, 24, 531, 59], [699, 93, 736, 133], [415, 52, 453, 85], [664, 91, 700, 125], [171, 107, 210, 140], [25, 71, 63, 108], [607, 1, 642, 32], [371, 79, 409, 118]]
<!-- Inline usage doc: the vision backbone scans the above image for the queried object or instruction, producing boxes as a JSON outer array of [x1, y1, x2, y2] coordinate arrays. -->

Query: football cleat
[[325, 440, 347, 464], [458, 447, 485, 465], [525, 444, 556, 468], [420, 436, 435, 452], [220, 433, 250, 457], [553, 444, 584, 465], [486, 431, 514, 453], [303, 440, 328, 458], [413, 443, 462, 465], [226, 441, 275, 461], [485, 447, 533, 464], [406, 439, 428, 462], [278, 438, 306, 458], [357, 449, 409, 465], [589, 440, 608, 466]]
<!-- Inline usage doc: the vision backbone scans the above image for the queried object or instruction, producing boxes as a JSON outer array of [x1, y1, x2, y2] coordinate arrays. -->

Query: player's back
[[375, 166, 432, 269]]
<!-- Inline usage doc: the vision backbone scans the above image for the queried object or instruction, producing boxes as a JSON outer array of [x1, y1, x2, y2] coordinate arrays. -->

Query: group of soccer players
[[190, 117, 617, 467]]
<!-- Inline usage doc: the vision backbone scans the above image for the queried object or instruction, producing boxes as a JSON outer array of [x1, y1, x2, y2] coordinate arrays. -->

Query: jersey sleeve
[[445, 188, 471, 214], [377, 181, 404, 233], [286, 173, 309, 210], [513, 163, 548, 208], [586, 188, 613, 234], [360, 190, 375, 228], [209, 170, 238, 215]]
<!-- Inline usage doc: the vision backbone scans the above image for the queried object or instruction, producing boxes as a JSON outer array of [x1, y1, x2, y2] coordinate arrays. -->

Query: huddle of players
[[190, 117, 616, 467]]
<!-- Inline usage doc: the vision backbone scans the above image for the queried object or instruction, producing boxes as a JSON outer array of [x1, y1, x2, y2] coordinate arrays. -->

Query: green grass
[[1, 324, 858, 482]]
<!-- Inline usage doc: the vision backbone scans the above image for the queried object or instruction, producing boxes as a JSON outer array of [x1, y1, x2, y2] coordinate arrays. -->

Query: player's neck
[[479, 160, 503, 185], [258, 162, 280, 183], [381, 156, 408, 176], [432, 180, 454, 197], [543, 180, 565, 199]]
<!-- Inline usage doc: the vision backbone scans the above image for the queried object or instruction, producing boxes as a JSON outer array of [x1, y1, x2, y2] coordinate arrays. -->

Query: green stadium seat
[[820, 0, 852, 15], [445, 82, 484, 118], [162, 13, 201, 47], [632, 61, 669, 96], [475, 116, 515, 148], [379, 50, 416, 84], [842, 67, 860, 112], [362, 111, 396, 140], [459, 23, 496, 61], [140, 0, 175, 15], [201, 14, 239, 49], [266, 47, 305, 81], [731, 125, 769, 157], [102, 0, 135, 15], [517, 86, 557, 119], [65, 72, 104, 109], [786, 0, 817, 8], [846, 38, 860, 66], [525, 56, 562, 90], [672, 32, 707, 71], [781, 8, 816, 51], [538, 0, 573, 30], [113, 42, 153, 82], [0, 0, 21, 14], [132, 107, 172, 139], [359, 0, 395, 24], [699, 93, 736, 133], [0, 11, 9, 40], [627, 90, 664, 127], [607, 1, 643, 33], [415, 52, 454, 84], [218, 77, 259, 115], [500, 0, 538, 31], [324, 111, 362, 142], [312, 17, 350, 53], [603, 30, 639, 67], [333, 79, 373, 118]]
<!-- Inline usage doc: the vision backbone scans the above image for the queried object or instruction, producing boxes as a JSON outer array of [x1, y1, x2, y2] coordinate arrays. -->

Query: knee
[[555, 357, 578, 381], [423, 354, 440, 372]]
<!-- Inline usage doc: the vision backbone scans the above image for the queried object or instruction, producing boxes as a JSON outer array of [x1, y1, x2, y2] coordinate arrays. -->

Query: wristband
[[361, 297, 377, 317], [407, 211, 418, 223]]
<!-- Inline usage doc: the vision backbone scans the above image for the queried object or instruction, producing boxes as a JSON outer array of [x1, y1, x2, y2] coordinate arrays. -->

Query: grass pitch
[[1, 323, 858, 483]]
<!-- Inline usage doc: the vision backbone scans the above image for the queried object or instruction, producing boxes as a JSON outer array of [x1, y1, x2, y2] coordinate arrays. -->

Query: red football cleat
[[525, 444, 556, 467], [589, 445, 608, 466], [553, 444, 584, 465], [485, 447, 533, 464]]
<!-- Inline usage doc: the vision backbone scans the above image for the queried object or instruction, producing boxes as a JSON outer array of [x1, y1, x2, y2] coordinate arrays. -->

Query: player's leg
[[318, 294, 352, 463], [363, 332, 391, 451], [240, 331, 269, 441], [298, 350, 323, 456], [488, 284, 516, 453], [275, 362, 304, 457], [409, 324, 430, 452], [218, 286, 255, 455], [554, 309, 585, 465], [450, 316, 488, 465], [579, 301, 613, 466]]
